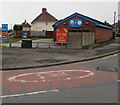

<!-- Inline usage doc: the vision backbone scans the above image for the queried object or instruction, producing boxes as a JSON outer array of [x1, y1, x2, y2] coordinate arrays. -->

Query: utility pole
[[118, 1, 120, 21], [114, 11, 116, 25], [11, 24, 12, 30], [113, 11, 117, 37]]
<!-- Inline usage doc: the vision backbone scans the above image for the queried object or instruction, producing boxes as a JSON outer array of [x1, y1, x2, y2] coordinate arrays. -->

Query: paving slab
[[1, 39, 120, 70]]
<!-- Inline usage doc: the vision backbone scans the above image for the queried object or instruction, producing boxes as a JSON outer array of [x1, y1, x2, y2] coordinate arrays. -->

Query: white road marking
[[0, 89, 59, 99], [1, 69, 94, 99], [110, 44, 119, 46], [8, 70, 94, 83], [117, 80, 120, 82]]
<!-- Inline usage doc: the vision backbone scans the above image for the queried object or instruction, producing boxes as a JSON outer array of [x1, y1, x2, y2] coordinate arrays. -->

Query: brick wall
[[95, 27, 113, 43], [58, 16, 96, 31], [15, 31, 23, 36], [45, 31, 54, 38], [15, 31, 30, 36]]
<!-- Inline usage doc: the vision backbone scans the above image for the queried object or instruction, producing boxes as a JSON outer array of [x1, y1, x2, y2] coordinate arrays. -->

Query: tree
[[13, 24, 23, 31]]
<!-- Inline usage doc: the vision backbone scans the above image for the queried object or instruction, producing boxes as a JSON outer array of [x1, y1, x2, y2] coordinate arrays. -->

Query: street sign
[[2, 24, 8, 31], [2, 36, 8, 41], [2, 24, 8, 41], [2, 31, 8, 37], [56, 28, 68, 43]]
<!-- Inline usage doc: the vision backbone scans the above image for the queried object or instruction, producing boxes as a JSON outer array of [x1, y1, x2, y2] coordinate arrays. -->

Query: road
[[1, 53, 119, 103]]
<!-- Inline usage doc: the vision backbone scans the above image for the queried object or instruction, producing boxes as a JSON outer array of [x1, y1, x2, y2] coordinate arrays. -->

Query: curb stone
[[2, 50, 120, 71]]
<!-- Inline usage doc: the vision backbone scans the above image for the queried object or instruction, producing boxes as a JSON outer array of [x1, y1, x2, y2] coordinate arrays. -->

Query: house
[[22, 20, 31, 31], [22, 20, 31, 36], [53, 12, 113, 48], [113, 21, 120, 34], [31, 8, 58, 37], [14, 20, 31, 37]]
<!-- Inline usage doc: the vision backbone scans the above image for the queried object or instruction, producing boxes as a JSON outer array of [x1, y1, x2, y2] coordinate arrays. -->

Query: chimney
[[42, 8, 47, 13]]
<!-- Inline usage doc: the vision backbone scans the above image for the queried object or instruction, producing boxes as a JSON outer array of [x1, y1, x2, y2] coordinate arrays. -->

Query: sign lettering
[[56, 28, 68, 43]]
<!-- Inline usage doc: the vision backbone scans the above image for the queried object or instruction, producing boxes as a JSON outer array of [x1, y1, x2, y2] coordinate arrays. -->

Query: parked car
[[8, 31, 14, 36], [116, 32, 120, 37]]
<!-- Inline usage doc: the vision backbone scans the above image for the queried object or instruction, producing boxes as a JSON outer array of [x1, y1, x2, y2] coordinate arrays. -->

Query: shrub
[[13, 24, 23, 31]]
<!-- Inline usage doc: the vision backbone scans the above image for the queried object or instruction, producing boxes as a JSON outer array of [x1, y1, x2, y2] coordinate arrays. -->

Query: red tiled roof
[[31, 8, 58, 24]]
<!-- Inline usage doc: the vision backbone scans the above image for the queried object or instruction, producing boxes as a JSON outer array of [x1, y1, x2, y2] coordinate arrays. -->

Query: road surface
[[1, 53, 119, 103]]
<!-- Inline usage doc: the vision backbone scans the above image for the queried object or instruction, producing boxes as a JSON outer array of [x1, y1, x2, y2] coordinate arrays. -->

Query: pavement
[[2, 38, 120, 70]]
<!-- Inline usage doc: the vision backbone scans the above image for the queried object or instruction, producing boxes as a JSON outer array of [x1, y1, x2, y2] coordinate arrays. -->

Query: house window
[[64, 23, 66, 25], [46, 22, 48, 25], [86, 22, 89, 25]]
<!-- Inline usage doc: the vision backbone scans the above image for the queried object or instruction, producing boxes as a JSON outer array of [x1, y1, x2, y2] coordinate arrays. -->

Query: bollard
[[36, 42, 38, 48], [9, 42, 12, 47], [61, 43, 64, 48], [48, 43, 50, 49]]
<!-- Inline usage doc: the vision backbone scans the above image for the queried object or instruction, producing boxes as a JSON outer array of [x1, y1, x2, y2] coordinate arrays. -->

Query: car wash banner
[[56, 28, 68, 43], [2, 24, 8, 41]]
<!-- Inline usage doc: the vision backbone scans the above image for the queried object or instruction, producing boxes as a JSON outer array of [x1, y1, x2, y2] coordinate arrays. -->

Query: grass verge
[[1, 37, 52, 43], [82, 43, 99, 49]]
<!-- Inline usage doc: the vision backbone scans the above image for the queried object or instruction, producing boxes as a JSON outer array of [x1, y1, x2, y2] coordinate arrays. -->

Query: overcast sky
[[0, 0, 119, 29]]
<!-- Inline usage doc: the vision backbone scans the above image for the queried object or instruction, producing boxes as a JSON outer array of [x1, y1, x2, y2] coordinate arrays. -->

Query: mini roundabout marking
[[8, 70, 94, 83], [1, 66, 117, 99]]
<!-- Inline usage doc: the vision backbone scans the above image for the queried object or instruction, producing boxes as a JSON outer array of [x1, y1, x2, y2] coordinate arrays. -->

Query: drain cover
[[96, 66, 118, 72]]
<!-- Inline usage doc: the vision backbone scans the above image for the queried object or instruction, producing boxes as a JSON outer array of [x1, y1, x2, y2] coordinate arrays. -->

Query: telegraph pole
[[114, 11, 116, 25], [113, 11, 116, 37], [11, 24, 12, 30]]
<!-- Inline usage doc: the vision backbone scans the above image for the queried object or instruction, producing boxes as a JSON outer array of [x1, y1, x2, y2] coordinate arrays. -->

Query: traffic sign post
[[2, 24, 8, 41]]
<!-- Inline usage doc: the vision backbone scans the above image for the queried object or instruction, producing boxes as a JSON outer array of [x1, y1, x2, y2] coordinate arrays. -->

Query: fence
[[68, 31, 95, 48], [30, 31, 54, 38], [45, 31, 54, 38], [82, 32, 95, 46], [1, 41, 63, 49], [30, 31, 45, 36]]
